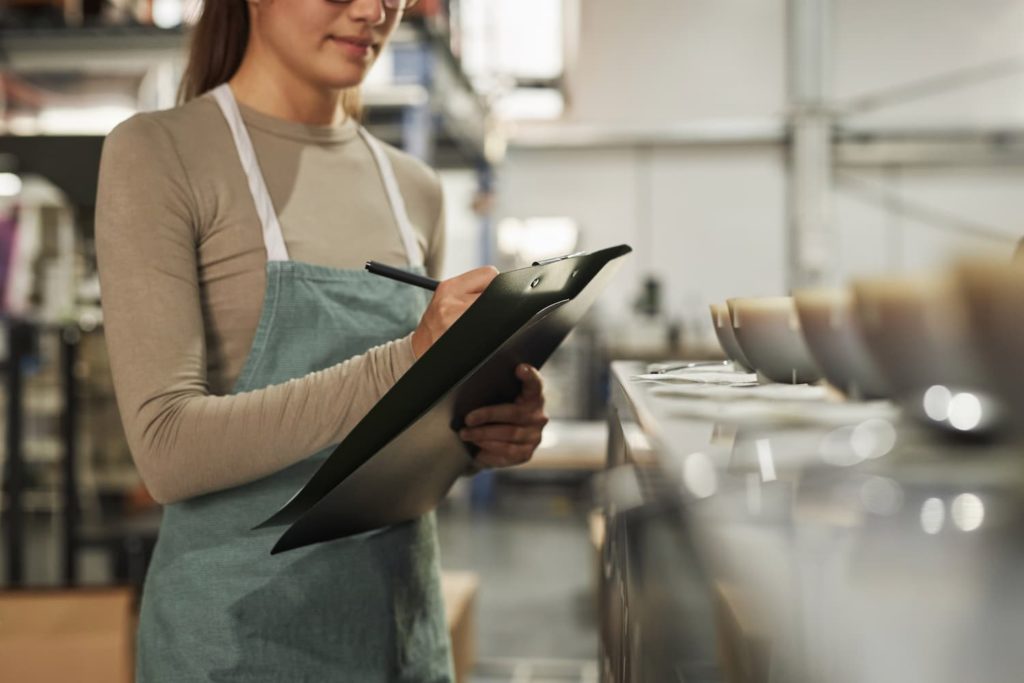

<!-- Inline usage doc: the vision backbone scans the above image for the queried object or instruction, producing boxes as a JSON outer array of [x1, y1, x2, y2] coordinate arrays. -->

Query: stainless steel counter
[[600, 361, 1024, 683]]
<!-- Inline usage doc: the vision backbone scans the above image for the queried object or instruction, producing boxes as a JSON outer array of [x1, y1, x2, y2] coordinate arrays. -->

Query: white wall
[[834, 0, 1024, 127], [830, 0, 1024, 282], [834, 167, 1024, 280], [569, 0, 786, 125], [496, 0, 1024, 344], [497, 144, 788, 336]]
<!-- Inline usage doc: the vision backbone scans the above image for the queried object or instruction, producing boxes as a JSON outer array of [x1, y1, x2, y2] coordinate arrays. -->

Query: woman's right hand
[[411, 266, 499, 358]]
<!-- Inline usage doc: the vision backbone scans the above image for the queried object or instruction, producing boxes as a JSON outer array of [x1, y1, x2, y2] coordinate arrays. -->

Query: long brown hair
[[177, 0, 362, 118]]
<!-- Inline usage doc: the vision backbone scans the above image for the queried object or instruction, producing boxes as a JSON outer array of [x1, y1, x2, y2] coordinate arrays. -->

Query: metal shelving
[[0, 24, 186, 73], [0, 19, 492, 168], [1, 320, 160, 589]]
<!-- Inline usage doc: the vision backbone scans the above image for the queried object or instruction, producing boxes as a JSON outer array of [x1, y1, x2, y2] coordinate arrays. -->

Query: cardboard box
[[0, 579, 475, 681], [0, 587, 134, 683], [713, 580, 772, 683], [441, 570, 479, 683]]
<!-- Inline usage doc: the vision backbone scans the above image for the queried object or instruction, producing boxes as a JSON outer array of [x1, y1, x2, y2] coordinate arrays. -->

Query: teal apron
[[135, 84, 453, 682]]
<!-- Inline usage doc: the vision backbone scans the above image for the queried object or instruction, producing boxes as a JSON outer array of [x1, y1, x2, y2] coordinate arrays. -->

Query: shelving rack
[[0, 16, 495, 588], [0, 19, 492, 169], [2, 321, 80, 587]]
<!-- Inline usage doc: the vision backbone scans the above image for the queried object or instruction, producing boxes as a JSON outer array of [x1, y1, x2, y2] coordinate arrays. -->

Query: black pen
[[365, 261, 440, 291]]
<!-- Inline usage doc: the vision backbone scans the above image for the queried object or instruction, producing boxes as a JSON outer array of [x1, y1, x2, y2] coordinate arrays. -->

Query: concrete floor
[[437, 476, 598, 669]]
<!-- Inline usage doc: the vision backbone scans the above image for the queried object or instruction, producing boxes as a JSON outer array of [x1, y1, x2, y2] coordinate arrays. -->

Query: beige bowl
[[727, 297, 822, 385], [709, 302, 753, 371], [956, 259, 1024, 416], [852, 274, 987, 400], [793, 288, 890, 400]]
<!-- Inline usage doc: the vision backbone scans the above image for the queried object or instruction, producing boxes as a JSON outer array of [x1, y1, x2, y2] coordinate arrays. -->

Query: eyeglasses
[[328, 0, 422, 10]]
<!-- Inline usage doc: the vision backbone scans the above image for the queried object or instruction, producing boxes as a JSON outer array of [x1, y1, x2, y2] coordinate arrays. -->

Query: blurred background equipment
[[4, 0, 1024, 681]]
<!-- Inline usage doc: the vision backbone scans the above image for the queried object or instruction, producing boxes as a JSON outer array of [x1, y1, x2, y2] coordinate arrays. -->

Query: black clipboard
[[259, 244, 632, 553]]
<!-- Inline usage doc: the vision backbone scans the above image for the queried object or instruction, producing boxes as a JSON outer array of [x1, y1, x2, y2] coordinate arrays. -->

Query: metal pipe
[[837, 55, 1024, 116], [835, 172, 1017, 244], [3, 321, 28, 587], [60, 325, 80, 587], [786, 0, 835, 289]]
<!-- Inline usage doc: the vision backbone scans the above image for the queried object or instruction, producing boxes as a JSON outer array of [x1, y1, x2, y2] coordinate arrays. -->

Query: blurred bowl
[[727, 297, 822, 385], [793, 288, 890, 400], [709, 302, 753, 371], [853, 273, 1000, 434], [852, 274, 982, 396], [956, 259, 1024, 418]]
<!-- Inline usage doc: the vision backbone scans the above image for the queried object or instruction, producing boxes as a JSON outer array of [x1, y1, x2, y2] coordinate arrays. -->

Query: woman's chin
[[311, 57, 374, 90], [317, 70, 370, 91]]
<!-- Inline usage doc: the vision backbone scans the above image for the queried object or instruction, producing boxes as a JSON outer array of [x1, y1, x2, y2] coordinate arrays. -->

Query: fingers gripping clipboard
[[259, 244, 632, 553]]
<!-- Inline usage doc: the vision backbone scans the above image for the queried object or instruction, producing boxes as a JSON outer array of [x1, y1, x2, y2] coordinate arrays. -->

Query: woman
[[95, 0, 548, 680]]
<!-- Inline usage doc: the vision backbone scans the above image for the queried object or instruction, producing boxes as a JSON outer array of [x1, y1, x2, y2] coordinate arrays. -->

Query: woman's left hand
[[459, 364, 548, 469]]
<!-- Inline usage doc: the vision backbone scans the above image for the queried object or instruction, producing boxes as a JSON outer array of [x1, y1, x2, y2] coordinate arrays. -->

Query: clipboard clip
[[532, 252, 585, 266]]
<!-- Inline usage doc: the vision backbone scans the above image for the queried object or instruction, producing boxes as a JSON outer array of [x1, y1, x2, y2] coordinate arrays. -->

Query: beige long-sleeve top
[[95, 94, 445, 504]]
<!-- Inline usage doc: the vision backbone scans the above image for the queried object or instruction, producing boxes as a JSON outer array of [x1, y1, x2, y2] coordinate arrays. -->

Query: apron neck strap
[[358, 128, 425, 269], [211, 83, 290, 262], [211, 83, 425, 270]]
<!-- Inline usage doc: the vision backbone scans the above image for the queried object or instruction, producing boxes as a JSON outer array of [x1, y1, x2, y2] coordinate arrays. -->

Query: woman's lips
[[328, 36, 375, 59]]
